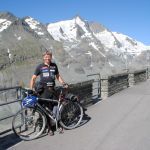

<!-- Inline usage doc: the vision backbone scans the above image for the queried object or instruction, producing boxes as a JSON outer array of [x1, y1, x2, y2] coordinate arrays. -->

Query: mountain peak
[[74, 15, 83, 20], [0, 11, 18, 21], [73, 15, 86, 24], [0, 11, 18, 32], [0, 11, 14, 17], [23, 16, 33, 20]]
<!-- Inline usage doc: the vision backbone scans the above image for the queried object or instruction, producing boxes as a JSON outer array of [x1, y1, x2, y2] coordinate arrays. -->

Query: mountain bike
[[12, 86, 83, 141]]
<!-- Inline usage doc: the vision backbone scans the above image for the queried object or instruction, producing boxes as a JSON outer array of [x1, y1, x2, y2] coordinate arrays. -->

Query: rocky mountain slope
[[0, 12, 150, 87]]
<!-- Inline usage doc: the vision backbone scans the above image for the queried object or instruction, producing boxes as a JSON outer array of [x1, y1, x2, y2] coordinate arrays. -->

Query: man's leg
[[40, 88, 54, 135]]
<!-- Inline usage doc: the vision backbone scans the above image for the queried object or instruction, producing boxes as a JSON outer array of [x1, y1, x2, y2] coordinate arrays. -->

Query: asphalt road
[[6, 80, 150, 150]]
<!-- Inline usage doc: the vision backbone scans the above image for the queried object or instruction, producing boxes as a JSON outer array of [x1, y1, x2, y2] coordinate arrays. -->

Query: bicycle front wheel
[[59, 101, 83, 130], [12, 107, 46, 141]]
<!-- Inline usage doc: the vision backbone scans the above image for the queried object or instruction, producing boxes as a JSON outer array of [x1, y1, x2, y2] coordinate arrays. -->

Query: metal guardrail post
[[0, 86, 23, 135]]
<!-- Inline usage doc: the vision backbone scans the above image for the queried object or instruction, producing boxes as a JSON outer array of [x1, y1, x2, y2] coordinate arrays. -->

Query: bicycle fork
[[53, 101, 61, 131]]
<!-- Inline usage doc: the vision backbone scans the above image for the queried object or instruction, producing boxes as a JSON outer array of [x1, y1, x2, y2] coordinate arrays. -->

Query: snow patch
[[0, 19, 12, 32], [25, 17, 44, 35]]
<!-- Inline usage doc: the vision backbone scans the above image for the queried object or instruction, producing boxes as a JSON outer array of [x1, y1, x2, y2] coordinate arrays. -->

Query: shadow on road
[[0, 132, 22, 150], [78, 107, 91, 128]]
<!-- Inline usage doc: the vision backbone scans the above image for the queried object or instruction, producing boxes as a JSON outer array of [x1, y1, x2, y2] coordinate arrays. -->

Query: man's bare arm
[[30, 75, 37, 90], [56, 74, 65, 85]]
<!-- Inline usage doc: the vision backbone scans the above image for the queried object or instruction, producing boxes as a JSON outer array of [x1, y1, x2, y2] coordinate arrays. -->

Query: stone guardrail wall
[[101, 69, 148, 99], [128, 69, 147, 86], [68, 80, 94, 107]]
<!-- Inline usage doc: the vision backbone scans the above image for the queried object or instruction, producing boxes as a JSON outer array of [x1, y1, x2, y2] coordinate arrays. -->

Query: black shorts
[[39, 87, 56, 110]]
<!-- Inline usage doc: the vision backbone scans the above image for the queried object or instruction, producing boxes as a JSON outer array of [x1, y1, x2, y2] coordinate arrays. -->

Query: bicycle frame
[[33, 88, 65, 130]]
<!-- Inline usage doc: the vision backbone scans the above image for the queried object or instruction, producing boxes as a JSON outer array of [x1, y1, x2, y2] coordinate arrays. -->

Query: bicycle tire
[[59, 101, 83, 130], [12, 107, 46, 141]]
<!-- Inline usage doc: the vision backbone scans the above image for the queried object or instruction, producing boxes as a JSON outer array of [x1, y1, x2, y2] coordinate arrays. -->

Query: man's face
[[43, 54, 52, 65]]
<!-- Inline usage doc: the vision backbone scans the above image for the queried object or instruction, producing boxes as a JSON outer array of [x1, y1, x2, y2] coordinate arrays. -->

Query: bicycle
[[12, 86, 83, 141]]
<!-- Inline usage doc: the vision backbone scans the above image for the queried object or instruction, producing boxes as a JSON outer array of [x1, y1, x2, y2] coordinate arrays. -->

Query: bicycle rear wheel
[[12, 107, 46, 141], [59, 101, 83, 129]]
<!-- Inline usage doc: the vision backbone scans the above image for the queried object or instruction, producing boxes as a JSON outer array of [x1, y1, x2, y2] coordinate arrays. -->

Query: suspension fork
[[55, 90, 63, 131]]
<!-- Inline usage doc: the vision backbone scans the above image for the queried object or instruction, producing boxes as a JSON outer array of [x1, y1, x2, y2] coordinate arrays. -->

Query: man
[[30, 50, 68, 135]]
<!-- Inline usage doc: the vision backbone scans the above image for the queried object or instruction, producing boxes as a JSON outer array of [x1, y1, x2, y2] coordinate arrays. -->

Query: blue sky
[[0, 0, 150, 45]]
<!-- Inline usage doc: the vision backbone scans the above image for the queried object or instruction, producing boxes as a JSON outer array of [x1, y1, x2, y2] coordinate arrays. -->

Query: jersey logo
[[43, 72, 49, 77]]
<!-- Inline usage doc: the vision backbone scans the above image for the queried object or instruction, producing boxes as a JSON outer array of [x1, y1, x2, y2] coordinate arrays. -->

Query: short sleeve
[[34, 64, 41, 76], [55, 64, 59, 75]]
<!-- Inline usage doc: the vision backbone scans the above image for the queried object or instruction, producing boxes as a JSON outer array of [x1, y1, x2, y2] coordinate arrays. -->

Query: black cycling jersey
[[34, 62, 59, 87]]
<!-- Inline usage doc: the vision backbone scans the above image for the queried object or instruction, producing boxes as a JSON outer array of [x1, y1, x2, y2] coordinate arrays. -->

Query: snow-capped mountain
[[47, 16, 94, 42], [47, 17, 150, 55], [0, 11, 150, 87]]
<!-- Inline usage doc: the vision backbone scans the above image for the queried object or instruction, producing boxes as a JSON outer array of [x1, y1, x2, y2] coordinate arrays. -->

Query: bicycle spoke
[[12, 107, 46, 140], [60, 101, 83, 129]]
